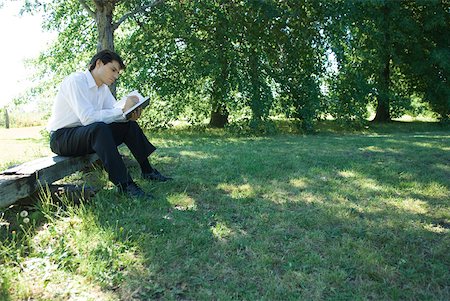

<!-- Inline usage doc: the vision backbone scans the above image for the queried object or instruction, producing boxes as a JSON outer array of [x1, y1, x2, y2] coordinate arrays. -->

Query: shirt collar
[[84, 70, 100, 89]]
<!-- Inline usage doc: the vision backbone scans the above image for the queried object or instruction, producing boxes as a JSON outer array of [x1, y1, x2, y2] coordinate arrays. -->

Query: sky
[[0, 1, 55, 108]]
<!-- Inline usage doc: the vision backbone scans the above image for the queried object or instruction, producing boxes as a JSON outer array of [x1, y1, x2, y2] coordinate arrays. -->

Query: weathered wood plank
[[0, 154, 99, 208]]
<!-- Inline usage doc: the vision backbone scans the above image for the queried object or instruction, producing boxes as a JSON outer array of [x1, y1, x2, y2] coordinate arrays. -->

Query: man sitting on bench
[[46, 49, 171, 199]]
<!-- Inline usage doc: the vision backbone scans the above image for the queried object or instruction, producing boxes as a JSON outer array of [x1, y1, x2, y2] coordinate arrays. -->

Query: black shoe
[[118, 181, 153, 199], [142, 169, 173, 182]]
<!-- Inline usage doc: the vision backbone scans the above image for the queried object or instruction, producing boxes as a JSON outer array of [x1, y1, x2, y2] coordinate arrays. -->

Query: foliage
[[119, 0, 328, 131], [267, 1, 326, 132], [16, 0, 450, 131], [324, 0, 450, 123], [23, 0, 97, 76], [398, 0, 450, 121]]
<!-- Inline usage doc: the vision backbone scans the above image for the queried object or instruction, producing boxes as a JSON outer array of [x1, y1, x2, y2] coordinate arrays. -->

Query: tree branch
[[113, 0, 164, 30], [79, 0, 96, 19]]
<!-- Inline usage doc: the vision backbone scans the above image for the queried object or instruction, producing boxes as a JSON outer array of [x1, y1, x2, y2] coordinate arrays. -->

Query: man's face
[[96, 60, 122, 86]]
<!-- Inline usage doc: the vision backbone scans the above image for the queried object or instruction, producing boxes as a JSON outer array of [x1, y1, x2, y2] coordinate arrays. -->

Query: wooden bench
[[0, 154, 100, 208]]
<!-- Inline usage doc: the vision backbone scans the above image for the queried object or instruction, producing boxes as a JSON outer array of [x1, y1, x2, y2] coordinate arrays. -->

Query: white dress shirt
[[47, 70, 125, 132]]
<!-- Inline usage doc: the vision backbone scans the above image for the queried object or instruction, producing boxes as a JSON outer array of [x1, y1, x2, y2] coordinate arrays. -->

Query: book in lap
[[115, 90, 150, 119]]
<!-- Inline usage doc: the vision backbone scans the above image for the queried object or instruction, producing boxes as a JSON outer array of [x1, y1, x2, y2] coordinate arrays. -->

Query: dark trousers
[[50, 121, 156, 185]]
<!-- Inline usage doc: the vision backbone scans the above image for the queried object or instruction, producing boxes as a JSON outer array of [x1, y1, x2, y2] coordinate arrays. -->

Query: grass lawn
[[0, 126, 52, 171], [1, 122, 449, 300]]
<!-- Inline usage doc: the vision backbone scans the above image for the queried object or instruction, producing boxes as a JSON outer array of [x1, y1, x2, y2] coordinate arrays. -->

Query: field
[[0, 126, 52, 171], [1, 122, 449, 300]]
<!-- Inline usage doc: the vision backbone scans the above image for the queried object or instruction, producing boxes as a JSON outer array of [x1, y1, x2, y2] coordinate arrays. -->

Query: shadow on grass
[[1, 123, 448, 299], [89, 127, 449, 300]]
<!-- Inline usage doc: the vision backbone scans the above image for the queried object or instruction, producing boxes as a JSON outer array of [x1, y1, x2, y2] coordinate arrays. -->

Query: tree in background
[[325, 0, 449, 124], [0, 108, 10, 129], [17, 0, 450, 130], [117, 0, 238, 128], [121, 0, 274, 129], [238, 0, 274, 127], [160, 0, 238, 128], [398, 0, 449, 121], [268, 1, 326, 131]]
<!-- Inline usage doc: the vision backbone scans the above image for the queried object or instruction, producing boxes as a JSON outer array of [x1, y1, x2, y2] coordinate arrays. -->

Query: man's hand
[[129, 108, 142, 121], [123, 95, 139, 112], [122, 95, 141, 121]]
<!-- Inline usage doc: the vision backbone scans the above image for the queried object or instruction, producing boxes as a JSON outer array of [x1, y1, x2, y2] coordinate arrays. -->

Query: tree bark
[[94, 1, 115, 52], [208, 16, 230, 128], [79, 0, 164, 95], [373, 3, 392, 122], [209, 104, 229, 128], [4, 108, 9, 129], [208, 75, 229, 128], [373, 56, 392, 122]]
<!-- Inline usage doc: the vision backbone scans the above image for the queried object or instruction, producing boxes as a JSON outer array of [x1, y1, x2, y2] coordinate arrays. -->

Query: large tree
[[116, 0, 237, 128], [22, 0, 448, 130], [78, 0, 163, 52], [267, 0, 326, 131], [120, 0, 254, 128], [127, 0, 327, 130], [398, 0, 450, 121], [23, 0, 164, 95], [325, 0, 399, 123], [326, 0, 449, 123]]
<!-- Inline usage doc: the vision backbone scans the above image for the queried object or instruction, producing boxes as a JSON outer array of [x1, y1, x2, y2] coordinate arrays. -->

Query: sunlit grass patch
[[289, 177, 308, 189], [1, 123, 449, 300], [337, 170, 358, 178], [217, 183, 256, 200], [1, 192, 148, 300], [166, 192, 197, 211], [0, 126, 51, 170], [7, 256, 117, 301], [385, 197, 429, 214], [210, 221, 235, 241], [420, 182, 450, 199], [179, 150, 215, 159]]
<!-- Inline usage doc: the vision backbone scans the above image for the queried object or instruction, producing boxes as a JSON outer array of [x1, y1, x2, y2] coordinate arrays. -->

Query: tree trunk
[[94, 0, 116, 95], [373, 56, 392, 122], [95, 1, 115, 52], [209, 104, 229, 128], [249, 49, 264, 120], [208, 76, 229, 128], [208, 18, 230, 128], [4, 108, 9, 129], [373, 3, 392, 123]]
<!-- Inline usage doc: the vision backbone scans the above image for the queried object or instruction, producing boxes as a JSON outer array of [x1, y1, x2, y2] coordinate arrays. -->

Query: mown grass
[[1, 121, 449, 300], [0, 126, 51, 171]]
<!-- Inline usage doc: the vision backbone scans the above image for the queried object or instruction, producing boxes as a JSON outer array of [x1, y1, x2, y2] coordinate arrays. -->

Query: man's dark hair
[[88, 49, 126, 71]]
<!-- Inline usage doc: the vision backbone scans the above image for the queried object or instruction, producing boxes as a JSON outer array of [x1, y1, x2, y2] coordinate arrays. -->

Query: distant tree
[[23, 0, 448, 130], [122, 0, 251, 128], [267, 0, 326, 131], [325, 0, 399, 123], [128, 0, 327, 131], [326, 0, 449, 124], [117, 0, 234, 128], [4, 108, 10, 129], [398, 0, 450, 121]]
